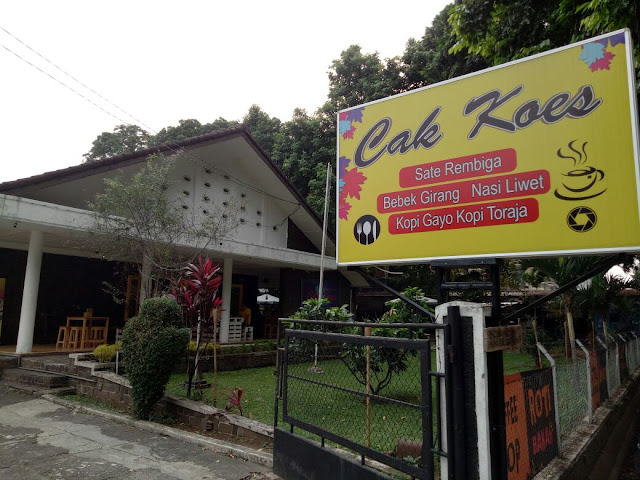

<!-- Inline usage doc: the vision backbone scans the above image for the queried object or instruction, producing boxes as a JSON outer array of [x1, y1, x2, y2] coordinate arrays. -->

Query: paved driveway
[[0, 386, 269, 480]]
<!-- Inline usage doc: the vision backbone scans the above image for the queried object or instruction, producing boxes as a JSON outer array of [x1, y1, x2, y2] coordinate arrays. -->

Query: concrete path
[[0, 386, 269, 480]]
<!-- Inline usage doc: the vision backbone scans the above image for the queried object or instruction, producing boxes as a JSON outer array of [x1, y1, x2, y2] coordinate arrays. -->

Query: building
[[0, 126, 363, 353]]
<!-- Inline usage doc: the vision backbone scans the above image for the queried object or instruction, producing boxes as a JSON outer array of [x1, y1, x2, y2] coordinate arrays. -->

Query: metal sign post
[[433, 258, 507, 480]]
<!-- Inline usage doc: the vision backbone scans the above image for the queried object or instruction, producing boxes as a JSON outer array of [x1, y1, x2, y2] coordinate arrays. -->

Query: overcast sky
[[0, 0, 451, 183]]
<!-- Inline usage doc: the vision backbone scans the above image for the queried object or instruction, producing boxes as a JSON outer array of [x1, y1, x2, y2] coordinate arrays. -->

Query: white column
[[16, 230, 44, 353], [220, 257, 233, 343]]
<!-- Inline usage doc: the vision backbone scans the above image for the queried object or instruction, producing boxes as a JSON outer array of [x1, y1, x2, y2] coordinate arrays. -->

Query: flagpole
[[311, 162, 331, 374], [318, 162, 332, 303]]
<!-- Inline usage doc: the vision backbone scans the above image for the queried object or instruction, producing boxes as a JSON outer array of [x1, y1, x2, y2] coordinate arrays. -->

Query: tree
[[401, 6, 488, 91], [447, 0, 639, 97], [306, 161, 336, 225], [121, 297, 190, 419], [89, 154, 239, 301], [242, 105, 282, 158], [322, 45, 400, 115], [170, 257, 222, 400], [273, 109, 331, 194], [84, 124, 150, 162], [448, 0, 580, 64], [578, 269, 639, 336], [291, 291, 429, 395], [342, 288, 431, 395], [522, 256, 603, 356], [150, 118, 237, 148]]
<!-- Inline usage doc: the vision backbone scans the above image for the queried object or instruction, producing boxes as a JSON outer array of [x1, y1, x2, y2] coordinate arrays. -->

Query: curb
[[42, 393, 273, 467]]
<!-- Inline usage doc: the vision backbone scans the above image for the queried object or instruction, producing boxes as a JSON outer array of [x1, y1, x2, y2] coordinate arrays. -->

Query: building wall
[[0, 248, 27, 345], [0, 248, 127, 345], [168, 158, 289, 248], [279, 269, 351, 318]]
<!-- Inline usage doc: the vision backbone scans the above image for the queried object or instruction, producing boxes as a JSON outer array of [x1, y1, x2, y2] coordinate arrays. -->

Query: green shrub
[[138, 297, 184, 328], [226, 346, 243, 355], [254, 340, 275, 352], [93, 344, 117, 363], [121, 297, 190, 420]]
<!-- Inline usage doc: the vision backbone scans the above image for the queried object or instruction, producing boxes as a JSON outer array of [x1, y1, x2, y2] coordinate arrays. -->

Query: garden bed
[[68, 370, 273, 448]]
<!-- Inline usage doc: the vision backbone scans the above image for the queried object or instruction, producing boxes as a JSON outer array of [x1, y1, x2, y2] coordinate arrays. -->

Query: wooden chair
[[67, 327, 83, 349], [56, 326, 69, 350], [86, 317, 109, 348]]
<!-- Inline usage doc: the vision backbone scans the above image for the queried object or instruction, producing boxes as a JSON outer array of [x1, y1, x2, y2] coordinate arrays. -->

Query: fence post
[[537, 343, 562, 453], [596, 337, 611, 398], [611, 335, 621, 390], [619, 334, 628, 379], [575, 340, 592, 423]]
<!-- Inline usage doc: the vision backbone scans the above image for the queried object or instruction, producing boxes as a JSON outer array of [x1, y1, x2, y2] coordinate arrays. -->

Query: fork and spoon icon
[[356, 218, 379, 245]]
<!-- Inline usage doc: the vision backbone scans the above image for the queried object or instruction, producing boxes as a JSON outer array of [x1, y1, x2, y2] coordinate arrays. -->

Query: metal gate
[[273, 316, 464, 480]]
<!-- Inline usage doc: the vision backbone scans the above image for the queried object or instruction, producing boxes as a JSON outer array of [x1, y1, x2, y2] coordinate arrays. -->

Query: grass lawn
[[166, 350, 538, 451]]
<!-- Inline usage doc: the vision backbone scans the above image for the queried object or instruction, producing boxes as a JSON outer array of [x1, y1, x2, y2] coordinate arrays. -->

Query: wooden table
[[58, 316, 109, 349]]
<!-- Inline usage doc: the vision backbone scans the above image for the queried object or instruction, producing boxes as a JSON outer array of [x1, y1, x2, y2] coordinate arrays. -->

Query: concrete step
[[0, 355, 19, 369], [0, 368, 69, 389], [20, 355, 72, 374]]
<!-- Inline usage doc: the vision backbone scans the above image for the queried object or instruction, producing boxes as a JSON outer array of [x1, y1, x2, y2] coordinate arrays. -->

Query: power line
[[0, 28, 301, 208], [0, 25, 147, 128], [0, 43, 133, 128]]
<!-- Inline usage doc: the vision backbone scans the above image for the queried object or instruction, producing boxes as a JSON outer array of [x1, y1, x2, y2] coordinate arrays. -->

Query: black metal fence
[[274, 319, 452, 480]]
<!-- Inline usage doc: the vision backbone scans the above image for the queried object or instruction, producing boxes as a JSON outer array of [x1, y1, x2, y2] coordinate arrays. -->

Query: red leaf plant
[[169, 257, 222, 398], [224, 386, 244, 416]]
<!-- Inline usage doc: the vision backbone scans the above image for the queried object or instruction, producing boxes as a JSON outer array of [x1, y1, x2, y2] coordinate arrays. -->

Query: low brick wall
[[70, 372, 273, 446], [178, 350, 277, 373]]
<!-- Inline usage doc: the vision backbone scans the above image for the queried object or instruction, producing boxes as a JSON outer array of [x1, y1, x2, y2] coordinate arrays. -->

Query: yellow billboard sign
[[336, 30, 640, 266]]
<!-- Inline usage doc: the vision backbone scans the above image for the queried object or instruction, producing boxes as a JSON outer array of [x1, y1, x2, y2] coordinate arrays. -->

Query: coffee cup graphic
[[561, 166, 604, 193], [554, 140, 607, 201]]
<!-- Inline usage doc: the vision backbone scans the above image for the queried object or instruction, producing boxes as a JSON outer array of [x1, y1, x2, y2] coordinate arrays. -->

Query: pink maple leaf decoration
[[339, 112, 349, 121], [339, 196, 352, 220], [343, 124, 356, 139], [341, 168, 367, 200], [590, 51, 615, 71]]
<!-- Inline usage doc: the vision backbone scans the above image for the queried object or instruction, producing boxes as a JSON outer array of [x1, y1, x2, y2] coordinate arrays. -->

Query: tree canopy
[[83, 124, 150, 162], [448, 0, 639, 95], [84, 0, 639, 232]]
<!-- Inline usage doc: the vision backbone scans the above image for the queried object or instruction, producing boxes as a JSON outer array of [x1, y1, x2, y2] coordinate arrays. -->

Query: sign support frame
[[432, 258, 507, 480]]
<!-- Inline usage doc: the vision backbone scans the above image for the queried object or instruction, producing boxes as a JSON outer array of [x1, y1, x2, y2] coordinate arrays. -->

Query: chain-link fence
[[554, 344, 591, 440], [605, 336, 621, 395], [502, 332, 640, 479], [545, 334, 640, 445], [624, 334, 640, 373], [276, 320, 446, 480]]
